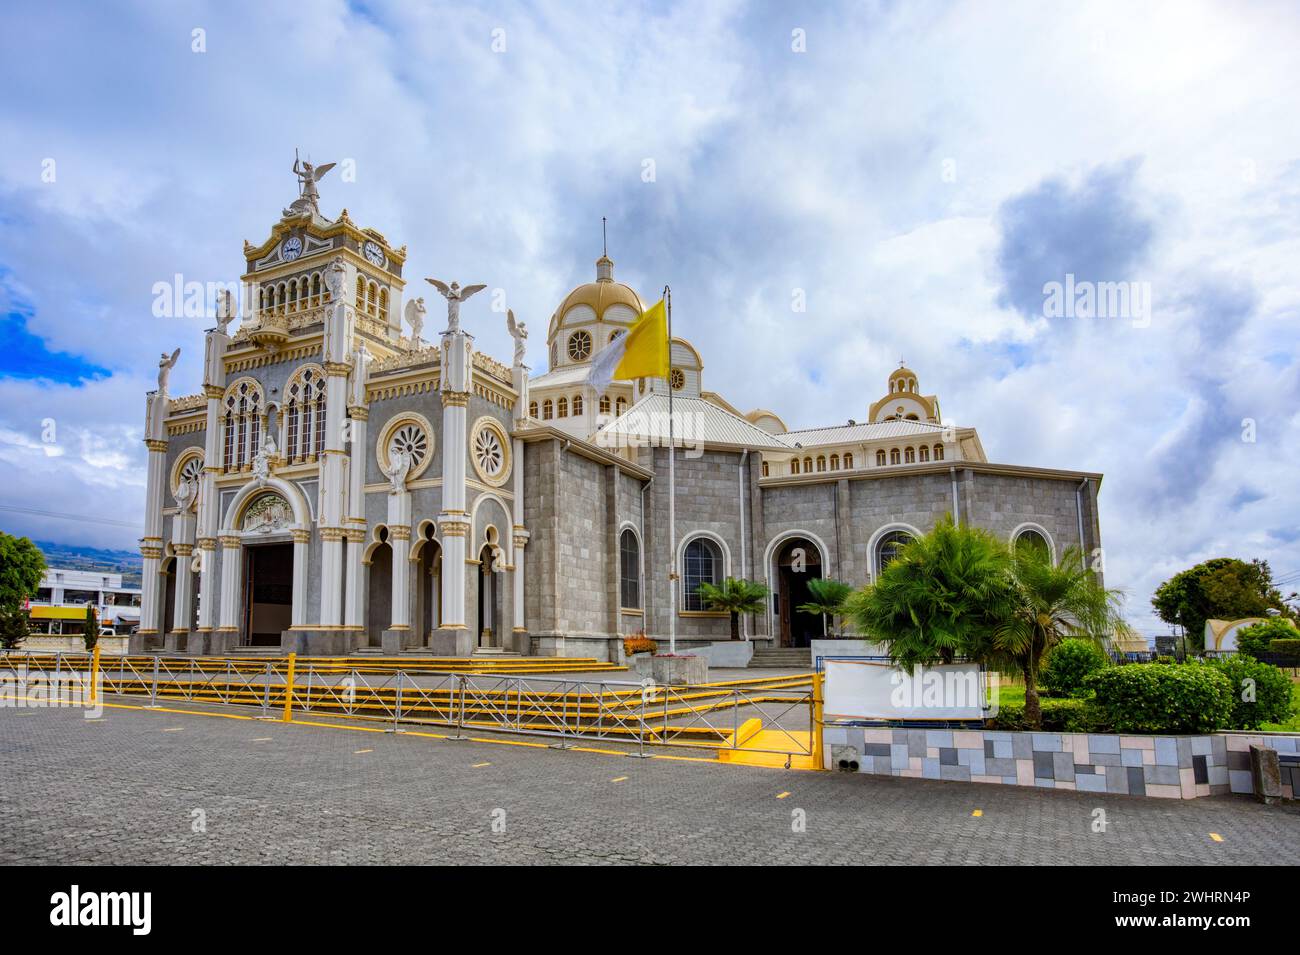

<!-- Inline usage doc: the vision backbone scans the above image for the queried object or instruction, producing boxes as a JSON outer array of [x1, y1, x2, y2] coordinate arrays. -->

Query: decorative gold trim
[[389, 526, 411, 541], [348, 406, 370, 421], [170, 448, 205, 496], [291, 529, 311, 543], [441, 391, 470, 408], [679, 610, 729, 618], [174, 544, 194, 556], [320, 527, 346, 541], [140, 545, 163, 559], [219, 535, 242, 548], [145, 439, 168, 452]]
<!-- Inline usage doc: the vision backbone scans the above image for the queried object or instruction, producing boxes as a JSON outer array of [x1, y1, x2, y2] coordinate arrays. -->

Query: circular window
[[376, 413, 435, 481], [389, 423, 429, 470], [567, 330, 592, 361], [669, 368, 685, 390], [470, 417, 511, 487]]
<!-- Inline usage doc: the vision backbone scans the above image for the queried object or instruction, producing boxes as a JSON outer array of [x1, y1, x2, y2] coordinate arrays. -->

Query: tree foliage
[[0, 532, 46, 615], [993, 545, 1124, 728], [1152, 558, 1290, 652], [795, 578, 853, 637], [844, 516, 1014, 668], [1041, 637, 1111, 698], [1234, 618, 1299, 658], [696, 577, 769, 641]]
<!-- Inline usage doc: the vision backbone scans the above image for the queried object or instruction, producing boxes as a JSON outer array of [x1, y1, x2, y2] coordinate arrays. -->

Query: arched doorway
[[160, 555, 177, 639], [774, 538, 825, 648], [416, 531, 441, 642], [242, 542, 293, 647], [476, 542, 502, 649], [366, 530, 392, 648]]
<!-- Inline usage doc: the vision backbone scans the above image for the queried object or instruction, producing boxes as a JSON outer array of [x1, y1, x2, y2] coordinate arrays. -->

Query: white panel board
[[823, 658, 991, 721]]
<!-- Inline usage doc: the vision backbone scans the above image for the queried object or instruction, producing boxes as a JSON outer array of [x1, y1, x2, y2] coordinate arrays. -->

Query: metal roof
[[782, 418, 949, 446], [595, 393, 792, 450]]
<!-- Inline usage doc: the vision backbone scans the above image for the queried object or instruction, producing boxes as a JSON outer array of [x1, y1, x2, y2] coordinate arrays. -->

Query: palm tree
[[994, 545, 1124, 729], [843, 516, 1013, 668], [697, 577, 770, 641], [796, 578, 854, 637]]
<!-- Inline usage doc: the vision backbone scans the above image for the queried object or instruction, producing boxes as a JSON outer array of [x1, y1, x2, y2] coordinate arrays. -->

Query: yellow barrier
[[282, 652, 296, 722], [90, 644, 101, 705]]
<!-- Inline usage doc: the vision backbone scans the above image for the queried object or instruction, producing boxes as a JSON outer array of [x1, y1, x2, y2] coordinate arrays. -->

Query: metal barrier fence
[[0, 650, 821, 763]]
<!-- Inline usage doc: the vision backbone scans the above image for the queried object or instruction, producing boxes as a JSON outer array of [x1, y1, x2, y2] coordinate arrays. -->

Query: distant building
[[28, 568, 142, 635]]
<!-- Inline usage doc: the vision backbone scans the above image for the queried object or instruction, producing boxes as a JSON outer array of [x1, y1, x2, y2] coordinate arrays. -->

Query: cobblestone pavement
[[2, 702, 1298, 865]]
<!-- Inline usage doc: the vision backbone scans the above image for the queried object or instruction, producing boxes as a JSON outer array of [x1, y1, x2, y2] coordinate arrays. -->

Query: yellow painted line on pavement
[[610, 776, 628, 783], [1209, 833, 1223, 842], [776, 791, 791, 799], [354, 749, 373, 754], [972, 809, 983, 817], [472, 761, 491, 768]]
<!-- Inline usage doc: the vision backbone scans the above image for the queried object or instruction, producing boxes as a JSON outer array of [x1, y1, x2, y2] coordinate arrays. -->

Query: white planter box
[[652, 654, 708, 685]]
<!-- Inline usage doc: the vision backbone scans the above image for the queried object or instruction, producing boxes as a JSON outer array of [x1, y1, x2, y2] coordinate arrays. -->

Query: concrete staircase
[[748, 647, 813, 669]]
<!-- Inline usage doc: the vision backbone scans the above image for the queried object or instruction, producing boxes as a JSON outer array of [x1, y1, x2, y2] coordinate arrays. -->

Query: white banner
[[823, 658, 993, 721]]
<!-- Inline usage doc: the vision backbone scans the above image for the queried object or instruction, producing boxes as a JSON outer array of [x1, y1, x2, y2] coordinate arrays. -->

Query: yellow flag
[[588, 299, 669, 391]]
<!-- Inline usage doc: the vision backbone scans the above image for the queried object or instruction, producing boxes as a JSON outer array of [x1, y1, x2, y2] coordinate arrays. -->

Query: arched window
[[803, 457, 812, 472], [875, 530, 914, 575], [1015, 529, 1051, 561], [223, 380, 263, 472], [816, 455, 826, 472], [933, 443, 945, 461], [904, 446, 915, 464], [367, 282, 378, 315], [378, 288, 389, 323], [761, 461, 770, 477], [311, 273, 321, 306], [919, 445, 930, 462], [843, 452, 853, 469], [285, 366, 325, 462], [557, 397, 568, 417], [889, 448, 901, 465], [529, 401, 538, 418], [682, 537, 722, 611], [619, 529, 640, 609], [615, 396, 626, 417], [571, 394, 583, 416], [791, 458, 800, 475], [355, 275, 366, 308], [599, 394, 611, 415], [542, 399, 553, 420], [830, 454, 839, 470], [876, 449, 886, 467]]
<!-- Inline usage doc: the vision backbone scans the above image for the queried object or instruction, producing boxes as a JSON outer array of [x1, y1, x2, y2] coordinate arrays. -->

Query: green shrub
[[1206, 656, 1294, 729], [1041, 638, 1110, 697], [1085, 663, 1234, 734], [1269, 638, 1300, 657], [1235, 618, 1299, 658], [990, 697, 1109, 733]]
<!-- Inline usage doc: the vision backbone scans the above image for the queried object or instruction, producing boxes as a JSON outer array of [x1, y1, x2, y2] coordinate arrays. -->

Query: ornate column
[[317, 270, 354, 630], [138, 386, 169, 641], [343, 343, 369, 640], [437, 390, 470, 638], [511, 437, 529, 643], [216, 534, 242, 651], [291, 527, 311, 628], [344, 527, 366, 632], [196, 325, 228, 639]]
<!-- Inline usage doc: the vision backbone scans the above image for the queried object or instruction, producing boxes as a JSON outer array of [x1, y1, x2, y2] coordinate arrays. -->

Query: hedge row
[[991, 659, 1295, 734]]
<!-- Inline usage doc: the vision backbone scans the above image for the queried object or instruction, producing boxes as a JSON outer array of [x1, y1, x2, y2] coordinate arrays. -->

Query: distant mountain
[[33, 540, 143, 588]]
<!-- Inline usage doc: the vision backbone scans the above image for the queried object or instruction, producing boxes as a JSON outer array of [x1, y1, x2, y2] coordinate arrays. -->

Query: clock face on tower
[[363, 240, 385, 267], [280, 236, 303, 261]]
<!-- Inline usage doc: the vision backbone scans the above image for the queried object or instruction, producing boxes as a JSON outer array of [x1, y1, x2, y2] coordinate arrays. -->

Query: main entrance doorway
[[242, 542, 293, 647], [775, 538, 825, 648]]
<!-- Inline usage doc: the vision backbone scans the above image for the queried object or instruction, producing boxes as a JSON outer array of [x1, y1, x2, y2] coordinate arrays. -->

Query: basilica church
[[138, 169, 1104, 662]]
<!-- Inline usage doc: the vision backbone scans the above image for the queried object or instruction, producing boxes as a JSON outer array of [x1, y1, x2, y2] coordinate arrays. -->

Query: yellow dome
[[548, 256, 644, 339]]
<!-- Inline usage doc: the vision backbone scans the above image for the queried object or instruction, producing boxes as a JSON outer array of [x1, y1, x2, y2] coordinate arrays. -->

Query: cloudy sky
[[1, 0, 1298, 635]]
